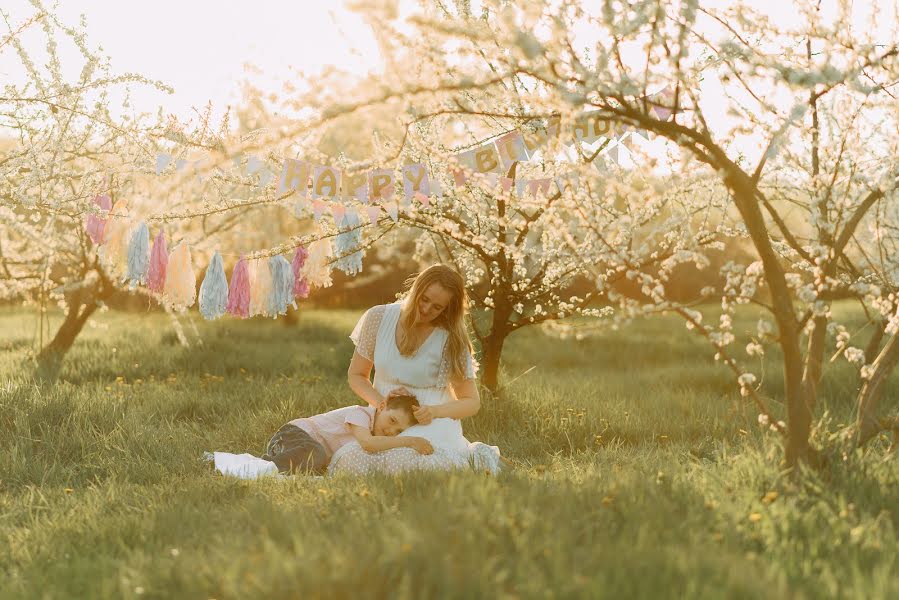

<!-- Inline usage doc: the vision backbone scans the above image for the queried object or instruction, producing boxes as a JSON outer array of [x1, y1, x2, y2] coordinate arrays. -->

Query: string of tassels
[[199, 251, 228, 320], [335, 210, 363, 276], [125, 221, 150, 289], [85, 202, 338, 318]]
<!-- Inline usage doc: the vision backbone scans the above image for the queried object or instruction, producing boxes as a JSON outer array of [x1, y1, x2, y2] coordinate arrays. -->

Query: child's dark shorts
[[262, 424, 329, 475]]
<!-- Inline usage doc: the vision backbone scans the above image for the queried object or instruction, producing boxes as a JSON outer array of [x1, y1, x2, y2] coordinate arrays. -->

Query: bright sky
[[1, 0, 895, 165], [1, 1, 385, 124]]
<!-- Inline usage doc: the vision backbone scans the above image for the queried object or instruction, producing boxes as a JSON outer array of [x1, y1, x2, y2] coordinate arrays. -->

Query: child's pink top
[[289, 405, 374, 457]]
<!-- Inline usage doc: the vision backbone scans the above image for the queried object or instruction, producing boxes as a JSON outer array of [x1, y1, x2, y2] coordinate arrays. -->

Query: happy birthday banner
[[88, 87, 678, 319], [155, 85, 677, 223]]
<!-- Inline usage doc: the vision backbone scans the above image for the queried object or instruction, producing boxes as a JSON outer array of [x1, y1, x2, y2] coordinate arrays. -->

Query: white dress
[[328, 300, 501, 475]]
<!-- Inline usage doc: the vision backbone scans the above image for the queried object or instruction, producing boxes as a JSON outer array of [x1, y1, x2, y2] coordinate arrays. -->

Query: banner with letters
[[108, 87, 681, 318]]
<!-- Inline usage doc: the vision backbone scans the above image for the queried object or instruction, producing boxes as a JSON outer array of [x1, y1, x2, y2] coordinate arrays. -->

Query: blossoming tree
[[254, 49, 721, 394], [291, 0, 898, 465], [0, 6, 294, 373], [0, 7, 168, 372]]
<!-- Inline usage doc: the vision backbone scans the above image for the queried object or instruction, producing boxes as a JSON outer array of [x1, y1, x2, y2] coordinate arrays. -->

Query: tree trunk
[[782, 321, 811, 466], [479, 292, 514, 395], [855, 333, 899, 446], [800, 315, 827, 420], [727, 171, 809, 466], [864, 319, 886, 364], [35, 280, 105, 379], [480, 327, 509, 395]]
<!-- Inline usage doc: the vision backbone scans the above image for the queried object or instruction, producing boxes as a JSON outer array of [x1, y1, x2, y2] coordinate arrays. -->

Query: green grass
[[0, 304, 896, 599]]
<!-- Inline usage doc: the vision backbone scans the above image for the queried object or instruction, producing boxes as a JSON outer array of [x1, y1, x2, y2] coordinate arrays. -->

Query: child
[[261, 393, 433, 474]]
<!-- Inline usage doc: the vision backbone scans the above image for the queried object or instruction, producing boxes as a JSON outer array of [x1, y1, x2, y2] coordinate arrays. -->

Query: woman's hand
[[405, 437, 434, 455], [412, 404, 442, 425], [387, 386, 412, 398], [377, 386, 411, 411]]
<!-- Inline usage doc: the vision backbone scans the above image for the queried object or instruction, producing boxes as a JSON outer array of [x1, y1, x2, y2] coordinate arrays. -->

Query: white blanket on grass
[[206, 451, 284, 480]]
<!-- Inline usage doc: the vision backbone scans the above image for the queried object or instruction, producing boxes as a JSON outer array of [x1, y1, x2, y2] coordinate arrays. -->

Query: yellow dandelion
[[748, 512, 762, 522], [762, 491, 778, 504]]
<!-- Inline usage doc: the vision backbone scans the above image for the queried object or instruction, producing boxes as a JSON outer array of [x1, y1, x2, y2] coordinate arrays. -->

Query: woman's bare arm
[[422, 377, 481, 421], [347, 351, 386, 409], [348, 424, 433, 454]]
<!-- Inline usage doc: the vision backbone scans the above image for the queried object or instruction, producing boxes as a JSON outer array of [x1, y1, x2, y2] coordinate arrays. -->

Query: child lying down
[[209, 392, 432, 479]]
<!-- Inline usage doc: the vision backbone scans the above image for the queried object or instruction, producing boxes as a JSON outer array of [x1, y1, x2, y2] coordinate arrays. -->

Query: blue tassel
[[199, 251, 229, 320], [125, 221, 150, 288], [267, 255, 295, 317], [335, 210, 363, 276]]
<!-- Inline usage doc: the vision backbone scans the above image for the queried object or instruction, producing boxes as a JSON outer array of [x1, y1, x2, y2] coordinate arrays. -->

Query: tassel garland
[[335, 209, 363, 276], [199, 251, 228, 320], [249, 258, 273, 317], [292, 246, 310, 299], [125, 221, 150, 288], [85, 194, 111, 244], [302, 238, 333, 289], [148, 230, 169, 294], [227, 256, 251, 318], [267, 255, 295, 317], [163, 242, 196, 312]]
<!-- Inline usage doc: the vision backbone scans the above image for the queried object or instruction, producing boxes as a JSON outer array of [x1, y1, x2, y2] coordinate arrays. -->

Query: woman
[[328, 264, 502, 475]]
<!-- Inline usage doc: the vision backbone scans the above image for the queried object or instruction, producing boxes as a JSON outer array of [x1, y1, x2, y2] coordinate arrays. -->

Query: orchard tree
[[0, 5, 171, 372], [397, 140, 721, 393], [239, 70, 722, 395], [0, 4, 307, 374], [210, 1, 722, 397], [280, 0, 898, 465]]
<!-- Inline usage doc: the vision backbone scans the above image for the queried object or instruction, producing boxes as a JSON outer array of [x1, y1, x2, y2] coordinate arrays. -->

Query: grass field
[[0, 303, 896, 599]]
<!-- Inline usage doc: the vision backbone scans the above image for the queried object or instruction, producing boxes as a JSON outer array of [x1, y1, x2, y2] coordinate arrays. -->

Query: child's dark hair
[[385, 394, 420, 419]]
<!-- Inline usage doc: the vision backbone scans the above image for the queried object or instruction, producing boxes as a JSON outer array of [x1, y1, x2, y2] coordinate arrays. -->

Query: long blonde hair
[[397, 264, 474, 381]]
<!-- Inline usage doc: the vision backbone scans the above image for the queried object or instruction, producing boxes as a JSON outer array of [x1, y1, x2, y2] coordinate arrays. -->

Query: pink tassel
[[295, 277, 309, 299], [148, 230, 168, 294], [85, 194, 111, 244], [292, 246, 310, 299], [227, 256, 251, 318]]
